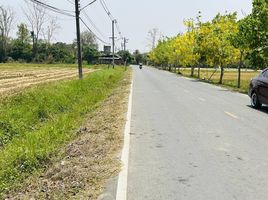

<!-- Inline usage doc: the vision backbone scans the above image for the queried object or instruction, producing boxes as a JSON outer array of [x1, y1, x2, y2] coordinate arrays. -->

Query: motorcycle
[[139, 64, 142, 69]]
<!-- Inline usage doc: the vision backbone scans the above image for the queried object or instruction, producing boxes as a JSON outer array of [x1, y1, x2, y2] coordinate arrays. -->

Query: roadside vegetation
[[148, 0, 268, 91], [0, 66, 128, 197], [177, 68, 259, 93]]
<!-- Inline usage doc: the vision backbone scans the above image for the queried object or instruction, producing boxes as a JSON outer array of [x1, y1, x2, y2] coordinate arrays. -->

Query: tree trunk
[[191, 66, 194, 77], [237, 66, 241, 88], [219, 65, 224, 84], [237, 51, 243, 88], [198, 64, 201, 79]]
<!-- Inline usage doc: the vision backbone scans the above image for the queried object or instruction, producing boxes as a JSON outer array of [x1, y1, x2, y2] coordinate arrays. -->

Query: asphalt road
[[127, 66, 268, 200]]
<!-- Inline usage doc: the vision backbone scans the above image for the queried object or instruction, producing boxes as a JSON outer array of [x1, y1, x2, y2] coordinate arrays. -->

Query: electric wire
[[28, 0, 121, 47], [82, 11, 107, 39], [99, 0, 123, 40], [27, 0, 75, 17], [80, 17, 110, 45], [80, 0, 97, 11], [115, 20, 123, 39], [28, 0, 74, 13], [66, 0, 74, 5], [99, 0, 114, 21]]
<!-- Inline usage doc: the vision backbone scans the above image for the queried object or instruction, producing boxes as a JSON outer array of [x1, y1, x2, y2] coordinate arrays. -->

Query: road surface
[[127, 66, 268, 200]]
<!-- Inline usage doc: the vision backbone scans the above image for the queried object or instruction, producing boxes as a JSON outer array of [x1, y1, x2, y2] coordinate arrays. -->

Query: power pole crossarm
[[75, 0, 83, 79]]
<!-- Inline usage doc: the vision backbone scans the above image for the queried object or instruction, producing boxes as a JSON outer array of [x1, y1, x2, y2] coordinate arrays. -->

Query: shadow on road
[[188, 77, 268, 115], [247, 105, 268, 115]]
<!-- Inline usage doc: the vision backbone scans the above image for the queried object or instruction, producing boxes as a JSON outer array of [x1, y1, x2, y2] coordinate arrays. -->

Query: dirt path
[[4, 69, 132, 200]]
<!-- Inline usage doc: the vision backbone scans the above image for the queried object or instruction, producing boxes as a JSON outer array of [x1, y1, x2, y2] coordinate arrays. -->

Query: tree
[[149, 38, 173, 69], [0, 6, 15, 62], [42, 17, 60, 44], [197, 13, 240, 84], [195, 11, 205, 78], [82, 45, 99, 64], [180, 19, 200, 76], [133, 50, 143, 64], [24, 0, 46, 42], [80, 31, 98, 48], [74, 31, 99, 64], [230, 19, 251, 88], [24, 0, 46, 58], [118, 50, 132, 65], [17, 23, 31, 44], [0, 6, 14, 40], [236, 0, 268, 69], [47, 42, 75, 63], [10, 23, 32, 62]]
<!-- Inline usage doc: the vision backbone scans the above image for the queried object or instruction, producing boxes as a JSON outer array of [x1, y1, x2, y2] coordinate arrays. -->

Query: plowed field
[[0, 67, 94, 96]]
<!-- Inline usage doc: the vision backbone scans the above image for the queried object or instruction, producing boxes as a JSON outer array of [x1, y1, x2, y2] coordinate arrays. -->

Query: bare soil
[[0, 68, 95, 97], [4, 69, 132, 200]]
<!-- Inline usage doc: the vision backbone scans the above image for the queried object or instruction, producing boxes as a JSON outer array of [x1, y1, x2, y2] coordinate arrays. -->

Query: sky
[[1, 0, 253, 53]]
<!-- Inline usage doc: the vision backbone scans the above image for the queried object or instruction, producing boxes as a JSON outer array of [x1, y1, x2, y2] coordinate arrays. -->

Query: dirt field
[[0, 67, 94, 96]]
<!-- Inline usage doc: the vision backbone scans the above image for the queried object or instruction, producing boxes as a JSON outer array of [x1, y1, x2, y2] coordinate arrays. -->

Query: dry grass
[[0, 67, 95, 97], [178, 68, 260, 93], [4, 69, 132, 200]]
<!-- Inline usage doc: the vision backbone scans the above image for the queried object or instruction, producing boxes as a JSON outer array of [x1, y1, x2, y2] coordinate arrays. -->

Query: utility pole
[[123, 37, 128, 51], [75, 0, 83, 79], [112, 20, 115, 69], [30, 31, 36, 59], [0, 31, 4, 62]]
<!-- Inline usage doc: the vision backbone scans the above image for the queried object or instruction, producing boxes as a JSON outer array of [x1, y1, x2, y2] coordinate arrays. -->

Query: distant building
[[99, 45, 123, 65], [99, 54, 124, 65], [104, 46, 111, 54]]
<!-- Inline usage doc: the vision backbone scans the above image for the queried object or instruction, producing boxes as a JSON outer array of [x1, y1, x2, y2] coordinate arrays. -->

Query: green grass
[[0, 67, 126, 196], [177, 68, 260, 93]]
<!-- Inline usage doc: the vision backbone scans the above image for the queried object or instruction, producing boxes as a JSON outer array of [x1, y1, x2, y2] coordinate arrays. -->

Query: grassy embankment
[[176, 68, 260, 93], [0, 65, 126, 197]]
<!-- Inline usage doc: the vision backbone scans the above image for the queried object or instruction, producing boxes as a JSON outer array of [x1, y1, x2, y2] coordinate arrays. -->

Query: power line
[[101, 0, 112, 17], [115, 20, 122, 39], [66, 0, 74, 5], [27, 0, 75, 17], [80, 0, 97, 11], [28, 0, 74, 13], [99, 0, 123, 39], [28, 0, 120, 48], [99, 0, 114, 21], [80, 17, 110, 45], [82, 11, 107, 39]]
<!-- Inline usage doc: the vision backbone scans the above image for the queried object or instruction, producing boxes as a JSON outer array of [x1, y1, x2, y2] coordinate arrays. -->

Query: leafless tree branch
[[23, 0, 46, 41], [0, 6, 15, 39], [42, 17, 60, 44]]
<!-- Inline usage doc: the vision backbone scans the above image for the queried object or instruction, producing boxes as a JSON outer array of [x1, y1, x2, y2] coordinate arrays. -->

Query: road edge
[[115, 78, 133, 200]]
